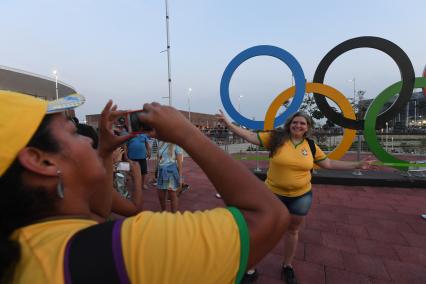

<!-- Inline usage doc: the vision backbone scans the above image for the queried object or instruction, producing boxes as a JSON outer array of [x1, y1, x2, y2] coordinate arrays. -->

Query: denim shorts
[[275, 191, 313, 216], [157, 177, 179, 191], [157, 164, 180, 191]]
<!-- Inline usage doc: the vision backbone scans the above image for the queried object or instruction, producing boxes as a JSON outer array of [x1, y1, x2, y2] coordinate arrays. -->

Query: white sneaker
[[421, 214, 426, 220]]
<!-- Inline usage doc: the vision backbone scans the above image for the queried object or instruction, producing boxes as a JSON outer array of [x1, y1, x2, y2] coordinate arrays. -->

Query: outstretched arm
[[216, 110, 260, 145], [317, 157, 375, 170]]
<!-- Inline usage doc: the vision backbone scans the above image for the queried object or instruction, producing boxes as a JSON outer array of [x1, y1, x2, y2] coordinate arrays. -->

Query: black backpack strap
[[64, 219, 130, 284], [306, 138, 316, 158], [306, 138, 317, 172]]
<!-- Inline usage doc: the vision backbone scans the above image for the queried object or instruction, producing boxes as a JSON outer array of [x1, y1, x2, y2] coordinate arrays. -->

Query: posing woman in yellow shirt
[[218, 110, 373, 284]]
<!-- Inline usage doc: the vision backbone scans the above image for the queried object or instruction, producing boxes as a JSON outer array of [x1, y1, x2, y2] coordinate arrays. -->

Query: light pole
[[52, 70, 59, 100], [349, 78, 362, 175], [238, 95, 244, 113], [414, 100, 417, 126], [385, 122, 389, 152], [187, 87, 192, 122], [349, 78, 356, 105]]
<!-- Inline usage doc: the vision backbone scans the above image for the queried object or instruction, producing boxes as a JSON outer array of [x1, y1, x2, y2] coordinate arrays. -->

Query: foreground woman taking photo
[[0, 91, 290, 284]]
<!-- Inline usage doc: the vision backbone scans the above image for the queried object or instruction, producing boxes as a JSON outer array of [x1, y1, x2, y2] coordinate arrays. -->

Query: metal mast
[[164, 0, 172, 106]]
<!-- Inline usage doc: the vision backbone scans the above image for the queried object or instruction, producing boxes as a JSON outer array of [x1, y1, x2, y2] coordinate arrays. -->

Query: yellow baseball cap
[[0, 91, 85, 176]]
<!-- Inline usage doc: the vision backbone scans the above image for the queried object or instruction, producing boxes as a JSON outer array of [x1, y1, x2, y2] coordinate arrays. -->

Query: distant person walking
[[127, 133, 151, 190]]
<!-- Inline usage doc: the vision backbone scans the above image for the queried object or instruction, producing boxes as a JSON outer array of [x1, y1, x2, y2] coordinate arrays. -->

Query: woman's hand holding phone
[[137, 103, 198, 146]]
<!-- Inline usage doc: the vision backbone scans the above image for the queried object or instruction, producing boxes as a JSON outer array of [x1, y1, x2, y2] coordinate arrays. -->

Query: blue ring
[[220, 45, 306, 130]]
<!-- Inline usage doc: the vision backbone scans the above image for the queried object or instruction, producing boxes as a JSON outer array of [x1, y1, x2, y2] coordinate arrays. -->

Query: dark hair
[[0, 115, 60, 283], [269, 111, 313, 157], [77, 123, 99, 149], [71, 116, 80, 126]]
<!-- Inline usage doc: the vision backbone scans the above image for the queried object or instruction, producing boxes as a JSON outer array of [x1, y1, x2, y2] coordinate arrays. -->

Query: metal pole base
[[254, 145, 261, 173], [352, 169, 363, 176]]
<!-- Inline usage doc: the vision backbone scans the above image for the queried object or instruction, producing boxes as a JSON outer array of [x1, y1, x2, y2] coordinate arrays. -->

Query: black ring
[[313, 36, 415, 130]]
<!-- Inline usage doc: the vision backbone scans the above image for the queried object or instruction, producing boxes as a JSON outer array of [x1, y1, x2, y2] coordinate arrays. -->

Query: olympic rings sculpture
[[220, 36, 426, 169]]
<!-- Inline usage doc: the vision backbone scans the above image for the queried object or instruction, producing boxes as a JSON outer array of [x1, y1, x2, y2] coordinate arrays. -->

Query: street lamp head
[[239, 95, 244, 99], [52, 70, 57, 75], [188, 87, 192, 92]]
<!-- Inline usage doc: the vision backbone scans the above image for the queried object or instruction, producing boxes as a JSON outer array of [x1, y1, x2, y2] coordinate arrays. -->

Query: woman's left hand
[[357, 156, 377, 170], [98, 100, 134, 157]]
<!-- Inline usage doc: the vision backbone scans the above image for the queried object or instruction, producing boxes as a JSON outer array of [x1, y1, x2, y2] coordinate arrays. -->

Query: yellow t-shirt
[[258, 132, 327, 197], [11, 208, 249, 284]]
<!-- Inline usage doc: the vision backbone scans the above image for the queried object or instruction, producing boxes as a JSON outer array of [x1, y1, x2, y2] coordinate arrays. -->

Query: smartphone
[[119, 110, 153, 133], [116, 161, 130, 171]]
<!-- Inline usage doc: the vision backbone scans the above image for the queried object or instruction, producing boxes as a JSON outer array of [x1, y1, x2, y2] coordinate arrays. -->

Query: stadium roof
[[0, 65, 77, 100]]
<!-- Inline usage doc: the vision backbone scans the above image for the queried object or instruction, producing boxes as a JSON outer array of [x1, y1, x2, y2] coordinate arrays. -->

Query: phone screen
[[119, 110, 152, 133]]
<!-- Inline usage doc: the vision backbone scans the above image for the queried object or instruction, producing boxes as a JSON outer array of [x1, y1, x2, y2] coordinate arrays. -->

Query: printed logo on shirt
[[301, 148, 308, 156]]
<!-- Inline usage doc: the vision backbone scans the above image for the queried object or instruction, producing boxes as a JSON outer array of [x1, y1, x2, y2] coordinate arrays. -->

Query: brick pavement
[[142, 157, 426, 284]]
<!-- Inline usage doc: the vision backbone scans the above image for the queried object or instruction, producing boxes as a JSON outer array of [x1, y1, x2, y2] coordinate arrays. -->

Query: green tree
[[299, 93, 325, 123]]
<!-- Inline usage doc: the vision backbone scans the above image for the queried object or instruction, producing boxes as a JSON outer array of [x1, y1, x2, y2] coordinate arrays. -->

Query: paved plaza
[[143, 156, 426, 284]]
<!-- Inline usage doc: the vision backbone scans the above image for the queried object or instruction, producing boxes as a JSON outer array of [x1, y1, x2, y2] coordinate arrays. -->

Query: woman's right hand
[[98, 100, 133, 157], [139, 103, 197, 145], [215, 109, 230, 126]]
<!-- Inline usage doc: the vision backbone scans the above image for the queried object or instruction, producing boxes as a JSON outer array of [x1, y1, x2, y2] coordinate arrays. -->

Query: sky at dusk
[[0, 0, 425, 122]]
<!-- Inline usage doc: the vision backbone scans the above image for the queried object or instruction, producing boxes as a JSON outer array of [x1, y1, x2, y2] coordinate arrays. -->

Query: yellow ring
[[264, 82, 356, 161]]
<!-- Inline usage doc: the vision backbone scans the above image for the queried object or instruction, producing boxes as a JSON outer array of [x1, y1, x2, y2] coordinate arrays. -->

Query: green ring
[[364, 77, 426, 170]]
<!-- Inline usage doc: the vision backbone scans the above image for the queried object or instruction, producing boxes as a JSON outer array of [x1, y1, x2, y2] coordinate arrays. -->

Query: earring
[[57, 170, 64, 199]]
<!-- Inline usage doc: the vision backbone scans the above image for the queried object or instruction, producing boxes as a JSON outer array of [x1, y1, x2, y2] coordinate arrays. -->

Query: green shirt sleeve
[[256, 132, 264, 148], [227, 206, 250, 284]]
